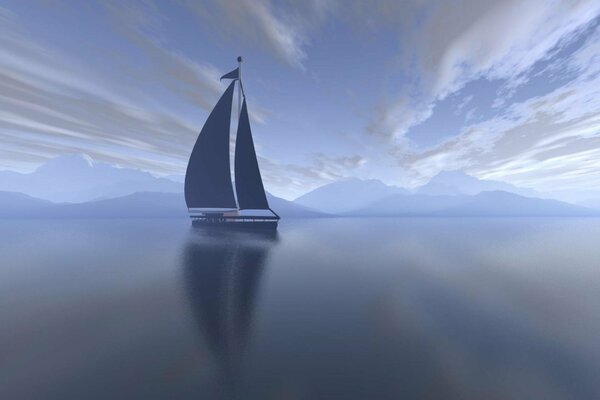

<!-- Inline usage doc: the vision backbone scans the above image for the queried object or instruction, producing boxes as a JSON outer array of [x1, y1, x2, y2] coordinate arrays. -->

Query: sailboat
[[185, 57, 279, 229]]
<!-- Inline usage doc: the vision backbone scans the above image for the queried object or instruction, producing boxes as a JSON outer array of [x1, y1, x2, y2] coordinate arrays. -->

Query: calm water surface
[[1, 218, 600, 399]]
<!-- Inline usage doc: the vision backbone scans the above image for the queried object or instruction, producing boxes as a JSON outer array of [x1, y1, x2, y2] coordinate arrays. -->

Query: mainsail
[[234, 99, 269, 210], [185, 81, 237, 209]]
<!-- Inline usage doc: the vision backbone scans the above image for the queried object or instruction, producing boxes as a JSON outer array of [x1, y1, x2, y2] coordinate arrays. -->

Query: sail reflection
[[182, 228, 278, 399]]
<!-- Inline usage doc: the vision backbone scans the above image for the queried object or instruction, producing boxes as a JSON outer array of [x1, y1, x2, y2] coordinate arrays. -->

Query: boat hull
[[190, 215, 278, 230]]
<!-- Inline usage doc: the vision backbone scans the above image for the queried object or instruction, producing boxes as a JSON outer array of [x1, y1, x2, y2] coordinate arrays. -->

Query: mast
[[237, 56, 243, 119]]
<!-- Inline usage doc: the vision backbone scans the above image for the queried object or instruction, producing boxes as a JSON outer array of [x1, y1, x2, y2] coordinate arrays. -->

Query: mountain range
[[0, 189, 594, 219], [293, 170, 543, 214], [0, 154, 597, 218], [0, 191, 323, 219], [0, 155, 181, 203], [347, 191, 595, 217]]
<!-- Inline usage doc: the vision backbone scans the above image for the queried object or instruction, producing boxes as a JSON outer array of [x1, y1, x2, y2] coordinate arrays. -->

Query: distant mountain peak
[[322, 178, 403, 189], [418, 169, 539, 198], [294, 178, 408, 214], [430, 170, 478, 182], [320, 178, 397, 189], [36, 154, 95, 172]]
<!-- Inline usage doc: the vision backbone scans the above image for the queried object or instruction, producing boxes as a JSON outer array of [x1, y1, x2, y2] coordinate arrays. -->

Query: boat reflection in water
[[182, 227, 278, 399]]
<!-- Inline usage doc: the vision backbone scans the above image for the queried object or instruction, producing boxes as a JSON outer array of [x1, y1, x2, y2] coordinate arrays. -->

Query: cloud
[[184, 0, 333, 69], [393, 21, 600, 195], [366, 0, 600, 140], [0, 1, 272, 175], [103, 1, 228, 109], [0, 9, 204, 174], [104, 1, 270, 123], [0, 0, 358, 199], [2, 1, 599, 200], [258, 153, 367, 199]]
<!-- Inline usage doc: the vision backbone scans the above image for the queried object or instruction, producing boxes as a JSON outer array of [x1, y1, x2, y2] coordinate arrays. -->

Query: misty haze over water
[[2, 218, 600, 399]]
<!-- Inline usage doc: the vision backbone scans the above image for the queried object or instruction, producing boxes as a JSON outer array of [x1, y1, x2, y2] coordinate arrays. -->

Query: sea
[[1, 217, 600, 400]]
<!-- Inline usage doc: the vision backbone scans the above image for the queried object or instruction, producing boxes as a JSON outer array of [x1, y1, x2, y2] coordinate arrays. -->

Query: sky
[[1, 0, 600, 200]]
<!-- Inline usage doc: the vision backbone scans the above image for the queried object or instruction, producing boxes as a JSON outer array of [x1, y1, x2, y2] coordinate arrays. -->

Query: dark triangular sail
[[234, 100, 269, 210], [185, 81, 237, 209]]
